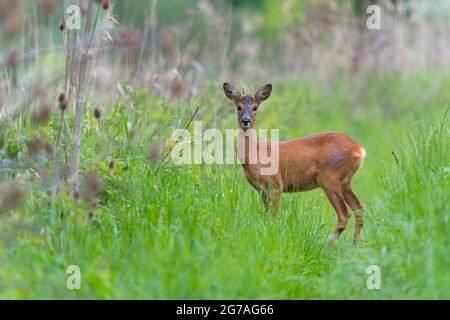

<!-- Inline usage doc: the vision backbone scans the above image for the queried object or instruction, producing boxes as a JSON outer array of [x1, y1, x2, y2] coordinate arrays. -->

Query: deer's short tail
[[353, 146, 367, 169]]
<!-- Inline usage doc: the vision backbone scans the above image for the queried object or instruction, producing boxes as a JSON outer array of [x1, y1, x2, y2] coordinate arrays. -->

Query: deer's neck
[[237, 128, 259, 166]]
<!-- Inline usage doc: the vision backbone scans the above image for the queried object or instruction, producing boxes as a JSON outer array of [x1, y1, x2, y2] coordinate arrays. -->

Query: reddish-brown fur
[[224, 83, 366, 244]]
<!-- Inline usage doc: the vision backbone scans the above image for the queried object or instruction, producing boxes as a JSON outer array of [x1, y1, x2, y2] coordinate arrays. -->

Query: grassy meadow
[[0, 1, 449, 299]]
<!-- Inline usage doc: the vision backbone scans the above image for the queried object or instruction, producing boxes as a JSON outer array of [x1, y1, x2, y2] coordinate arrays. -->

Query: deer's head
[[223, 83, 272, 130]]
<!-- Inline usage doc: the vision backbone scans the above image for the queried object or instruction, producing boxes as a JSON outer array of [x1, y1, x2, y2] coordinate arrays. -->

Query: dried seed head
[[88, 211, 94, 219], [94, 107, 101, 119], [27, 136, 43, 155], [39, 0, 57, 14], [101, 0, 109, 10], [5, 16, 22, 38], [0, 181, 26, 214], [170, 75, 185, 99], [33, 85, 47, 99], [0, 2, 11, 20], [161, 28, 177, 61], [85, 171, 100, 193], [59, 99, 67, 111], [95, 0, 109, 10], [108, 160, 115, 170], [82, 170, 101, 204], [58, 93, 68, 111], [80, 6, 88, 16], [59, 21, 65, 31], [32, 104, 52, 124], [176, 53, 190, 69], [116, 27, 140, 46], [0, 0, 23, 20], [7, 49, 20, 69], [43, 141, 54, 155], [148, 141, 161, 163], [27, 136, 52, 156]]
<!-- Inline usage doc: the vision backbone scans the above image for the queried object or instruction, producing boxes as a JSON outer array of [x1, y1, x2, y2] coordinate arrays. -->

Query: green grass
[[0, 73, 449, 299]]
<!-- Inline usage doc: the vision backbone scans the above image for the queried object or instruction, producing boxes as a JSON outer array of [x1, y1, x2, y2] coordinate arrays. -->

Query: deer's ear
[[223, 83, 241, 102], [255, 84, 272, 102]]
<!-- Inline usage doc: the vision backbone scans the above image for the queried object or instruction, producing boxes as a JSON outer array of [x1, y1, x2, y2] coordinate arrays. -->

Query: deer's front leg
[[271, 189, 281, 216], [260, 190, 270, 212], [262, 187, 281, 216]]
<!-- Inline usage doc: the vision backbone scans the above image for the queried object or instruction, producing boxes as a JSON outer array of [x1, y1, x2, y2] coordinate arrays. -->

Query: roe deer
[[223, 83, 366, 245]]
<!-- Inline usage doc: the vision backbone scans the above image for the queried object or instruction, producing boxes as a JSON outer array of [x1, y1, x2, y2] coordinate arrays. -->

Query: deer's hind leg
[[321, 184, 351, 245], [342, 183, 364, 244]]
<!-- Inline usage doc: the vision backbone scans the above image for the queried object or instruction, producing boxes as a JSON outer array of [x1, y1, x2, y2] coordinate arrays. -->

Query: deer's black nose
[[241, 118, 251, 128]]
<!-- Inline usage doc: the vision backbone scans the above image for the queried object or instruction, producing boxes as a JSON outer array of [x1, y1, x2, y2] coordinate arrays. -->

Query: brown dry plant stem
[[70, 1, 102, 198], [134, 0, 158, 83]]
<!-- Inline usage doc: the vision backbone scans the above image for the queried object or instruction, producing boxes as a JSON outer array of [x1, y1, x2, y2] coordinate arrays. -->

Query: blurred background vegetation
[[2, 0, 450, 95], [0, 0, 449, 299]]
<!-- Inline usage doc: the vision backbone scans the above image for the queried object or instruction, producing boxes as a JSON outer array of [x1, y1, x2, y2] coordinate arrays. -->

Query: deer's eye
[[237, 106, 242, 111], [252, 107, 257, 111]]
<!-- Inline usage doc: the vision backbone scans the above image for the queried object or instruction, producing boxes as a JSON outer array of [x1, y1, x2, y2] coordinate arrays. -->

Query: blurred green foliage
[[114, 0, 198, 27], [1, 70, 449, 298]]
